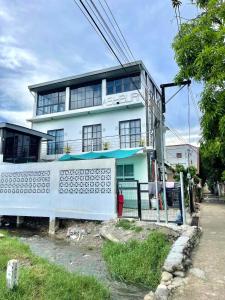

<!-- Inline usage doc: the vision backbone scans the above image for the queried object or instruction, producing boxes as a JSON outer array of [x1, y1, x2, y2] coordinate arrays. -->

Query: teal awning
[[59, 148, 143, 161]]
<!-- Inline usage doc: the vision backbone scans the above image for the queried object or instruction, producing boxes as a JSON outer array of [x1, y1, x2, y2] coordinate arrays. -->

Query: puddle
[[10, 228, 148, 300]]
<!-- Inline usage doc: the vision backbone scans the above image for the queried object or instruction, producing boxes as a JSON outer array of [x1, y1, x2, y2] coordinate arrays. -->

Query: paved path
[[172, 200, 225, 300]]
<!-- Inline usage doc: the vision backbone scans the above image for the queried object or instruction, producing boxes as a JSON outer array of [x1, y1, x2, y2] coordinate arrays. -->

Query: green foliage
[[102, 231, 171, 290], [221, 171, 225, 182], [172, 0, 225, 184], [0, 231, 109, 300], [115, 219, 143, 232]]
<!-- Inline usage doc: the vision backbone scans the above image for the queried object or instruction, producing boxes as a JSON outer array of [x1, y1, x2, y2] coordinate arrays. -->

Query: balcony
[[39, 133, 153, 160]]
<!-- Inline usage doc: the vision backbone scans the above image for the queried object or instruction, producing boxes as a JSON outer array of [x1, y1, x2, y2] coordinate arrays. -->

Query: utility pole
[[159, 79, 191, 224]]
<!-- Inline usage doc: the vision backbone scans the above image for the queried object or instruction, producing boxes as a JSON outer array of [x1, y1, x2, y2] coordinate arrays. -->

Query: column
[[65, 87, 70, 111], [16, 216, 24, 228], [48, 217, 59, 235]]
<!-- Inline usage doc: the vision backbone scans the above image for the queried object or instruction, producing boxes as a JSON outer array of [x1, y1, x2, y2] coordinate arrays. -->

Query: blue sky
[[0, 0, 201, 145]]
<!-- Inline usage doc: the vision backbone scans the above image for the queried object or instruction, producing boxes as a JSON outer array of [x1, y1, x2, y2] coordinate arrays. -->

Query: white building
[[165, 144, 199, 173], [28, 61, 162, 182]]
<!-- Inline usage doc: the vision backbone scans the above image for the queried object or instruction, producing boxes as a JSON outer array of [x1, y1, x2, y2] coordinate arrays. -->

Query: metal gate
[[117, 180, 141, 219], [117, 180, 184, 223]]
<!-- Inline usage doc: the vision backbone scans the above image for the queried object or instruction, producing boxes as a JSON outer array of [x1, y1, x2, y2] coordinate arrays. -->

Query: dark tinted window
[[37, 90, 66, 116], [107, 74, 140, 95]]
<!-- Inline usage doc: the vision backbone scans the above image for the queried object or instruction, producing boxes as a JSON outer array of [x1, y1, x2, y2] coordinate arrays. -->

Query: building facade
[[165, 144, 199, 173], [28, 61, 162, 182]]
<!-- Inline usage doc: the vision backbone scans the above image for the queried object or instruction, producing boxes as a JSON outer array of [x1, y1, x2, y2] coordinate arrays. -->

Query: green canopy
[[59, 148, 143, 161]]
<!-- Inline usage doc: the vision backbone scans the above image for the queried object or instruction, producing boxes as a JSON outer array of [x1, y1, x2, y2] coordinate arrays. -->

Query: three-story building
[[28, 61, 162, 182]]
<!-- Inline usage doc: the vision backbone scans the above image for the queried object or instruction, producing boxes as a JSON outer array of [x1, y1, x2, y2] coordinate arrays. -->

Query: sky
[[0, 0, 202, 145]]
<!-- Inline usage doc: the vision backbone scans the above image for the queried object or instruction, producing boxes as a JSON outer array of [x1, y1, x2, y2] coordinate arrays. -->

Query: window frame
[[106, 73, 141, 95], [119, 119, 141, 149], [176, 152, 182, 158], [116, 164, 134, 180], [70, 82, 102, 110], [82, 124, 102, 152], [37, 90, 66, 116], [47, 129, 64, 155]]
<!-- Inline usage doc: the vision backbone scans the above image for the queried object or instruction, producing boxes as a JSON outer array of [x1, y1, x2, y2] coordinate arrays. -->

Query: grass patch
[[0, 230, 109, 300], [115, 219, 143, 232], [102, 231, 171, 291]]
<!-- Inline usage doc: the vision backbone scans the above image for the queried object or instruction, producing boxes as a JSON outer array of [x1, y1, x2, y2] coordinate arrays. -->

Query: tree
[[172, 0, 225, 184]]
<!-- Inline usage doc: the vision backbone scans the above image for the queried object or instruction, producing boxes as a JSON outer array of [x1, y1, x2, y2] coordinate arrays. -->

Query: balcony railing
[[40, 132, 153, 160]]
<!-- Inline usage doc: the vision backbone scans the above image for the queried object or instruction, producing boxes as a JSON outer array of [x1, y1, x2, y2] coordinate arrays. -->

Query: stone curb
[[144, 224, 202, 300]]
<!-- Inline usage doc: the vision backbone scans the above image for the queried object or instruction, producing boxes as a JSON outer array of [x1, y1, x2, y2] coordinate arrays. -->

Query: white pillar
[[32, 92, 38, 119], [49, 217, 59, 235], [154, 160, 160, 222], [102, 79, 106, 105], [16, 216, 24, 228], [180, 172, 186, 225], [65, 87, 70, 111]]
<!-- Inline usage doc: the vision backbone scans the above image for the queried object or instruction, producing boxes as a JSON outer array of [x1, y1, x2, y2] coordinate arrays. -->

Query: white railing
[[40, 133, 153, 160]]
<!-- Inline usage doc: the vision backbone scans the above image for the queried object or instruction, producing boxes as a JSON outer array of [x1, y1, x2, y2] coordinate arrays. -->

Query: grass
[[0, 230, 109, 300], [102, 231, 171, 291], [115, 219, 143, 233]]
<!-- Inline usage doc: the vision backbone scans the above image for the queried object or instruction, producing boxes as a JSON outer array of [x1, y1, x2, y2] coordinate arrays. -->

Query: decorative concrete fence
[[0, 159, 117, 223]]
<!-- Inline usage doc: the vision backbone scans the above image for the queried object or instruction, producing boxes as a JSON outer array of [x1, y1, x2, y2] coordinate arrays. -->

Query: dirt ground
[[172, 201, 225, 300]]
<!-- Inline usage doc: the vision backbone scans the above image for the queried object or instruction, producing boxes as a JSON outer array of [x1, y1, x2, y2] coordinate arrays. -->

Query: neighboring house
[[0, 122, 53, 164], [28, 61, 162, 182], [165, 144, 199, 173]]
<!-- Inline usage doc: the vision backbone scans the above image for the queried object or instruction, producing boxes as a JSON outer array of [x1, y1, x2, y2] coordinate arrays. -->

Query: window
[[119, 119, 141, 148], [116, 164, 134, 180], [37, 90, 65, 116], [82, 124, 102, 152], [47, 129, 64, 155], [70, 83, 102, 110], [3, 129, 39, 163], [176, 153, 182, 158], [106, 74, 141, 95]]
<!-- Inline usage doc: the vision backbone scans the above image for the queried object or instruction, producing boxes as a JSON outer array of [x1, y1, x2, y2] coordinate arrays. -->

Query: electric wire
[[74, 0, 189, 148]]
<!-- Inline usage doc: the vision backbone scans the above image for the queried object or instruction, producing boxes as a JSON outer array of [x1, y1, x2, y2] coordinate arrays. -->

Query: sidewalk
[[172, 201, 225, 300]]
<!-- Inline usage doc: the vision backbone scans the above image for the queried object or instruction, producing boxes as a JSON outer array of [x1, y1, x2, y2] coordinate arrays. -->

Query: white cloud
[[0, 3, 13, 22], [166, 126, 201, 147]]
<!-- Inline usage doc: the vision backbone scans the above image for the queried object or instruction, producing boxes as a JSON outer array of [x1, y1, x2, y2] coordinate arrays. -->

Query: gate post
[[137, 182, 142, 220], [180, 172, 186, 225]]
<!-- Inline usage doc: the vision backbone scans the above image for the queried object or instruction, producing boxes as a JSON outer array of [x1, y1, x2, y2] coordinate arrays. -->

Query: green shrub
[[102, 231, 171, 290], [115, 219, 143, 232]]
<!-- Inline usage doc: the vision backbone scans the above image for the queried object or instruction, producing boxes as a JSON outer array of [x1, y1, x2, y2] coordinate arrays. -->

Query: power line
[[73, 0, 161, 123], [74, 0, 189, 152], [88, 0, 130, 64], [98, 0, 134, 62], [102, 0, 136, 61]]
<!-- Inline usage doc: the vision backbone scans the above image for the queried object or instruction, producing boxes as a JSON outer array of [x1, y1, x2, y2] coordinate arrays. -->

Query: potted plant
[[64, 144, 72, 154], [103, 142, 110, 150], [139, 139, 145, 147]]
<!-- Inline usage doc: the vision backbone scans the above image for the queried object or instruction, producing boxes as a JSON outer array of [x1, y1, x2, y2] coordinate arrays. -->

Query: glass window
[[3, 129, 39, 163], [119, 119, 141, 148], [106, 74, 141, 95], [47, 129, 64, 155], [70, 83, 102, 110], [37, 90, 65, 116], [82, 124, 102, 152], [176, 153, 182, 158], [116, 164, 134, 180]]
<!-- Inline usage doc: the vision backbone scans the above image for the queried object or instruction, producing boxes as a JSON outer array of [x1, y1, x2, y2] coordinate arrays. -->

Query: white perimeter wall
[[0, 159, 116, 221]]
